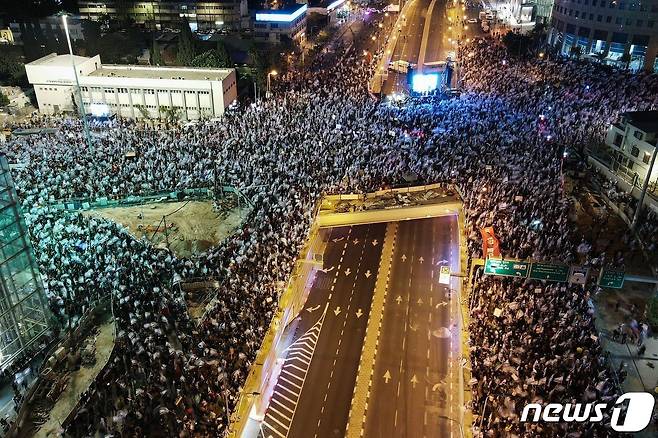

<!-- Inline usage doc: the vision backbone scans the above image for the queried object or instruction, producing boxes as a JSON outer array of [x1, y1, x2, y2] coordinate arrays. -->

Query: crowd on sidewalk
[[2, 19, 658, 438]]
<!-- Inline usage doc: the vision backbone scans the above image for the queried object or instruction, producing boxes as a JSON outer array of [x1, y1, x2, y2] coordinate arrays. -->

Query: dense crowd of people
[[2, 9, 658, 437]]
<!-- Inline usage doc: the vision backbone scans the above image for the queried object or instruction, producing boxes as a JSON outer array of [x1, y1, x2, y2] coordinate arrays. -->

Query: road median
[[345, 222, 398, 438]]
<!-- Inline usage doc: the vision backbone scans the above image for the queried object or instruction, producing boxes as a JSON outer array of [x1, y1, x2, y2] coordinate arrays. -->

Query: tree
[[191, 44, 231, 68], [176, 18, 197, 66], [0, 92, 9, 107], [215, 41, 231, 67], [0, 52, 28, 86], [248, 43, 268, 87], [151, 38, 164, 66]]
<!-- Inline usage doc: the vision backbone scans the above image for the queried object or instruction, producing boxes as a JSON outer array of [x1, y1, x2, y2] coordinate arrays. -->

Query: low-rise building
[[78, 0, 248, 31], [25, 53, 237, 120], [253, 4, 307, 43], [589, 110, 658, 208], [9, 15, 84, 46]]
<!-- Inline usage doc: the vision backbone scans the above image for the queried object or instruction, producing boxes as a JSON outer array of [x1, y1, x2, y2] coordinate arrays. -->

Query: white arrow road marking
[[364, 270, 372, 278], [344, 268, 351, 276], [396, 295, 403, 304], [411, 375, 418, 388], [320, 266, 335, 273], [432, 383, 442, 392], [401, 254, 407, 262], [417, 298, 423, 305], [436, 301, 448, 308], [432, 327, 452, 338], [332, 237, 345, 243], [353, 238, 359, 245], [436, 259, 449, 265], [334, 306, 342, 316], [356, 308, 363, 318], [372, 239, 379, 246], [419, 256, 425, 263], [384, 370, 391, 383], [410, 323, 418, 331], [305, 305, 321, 313]]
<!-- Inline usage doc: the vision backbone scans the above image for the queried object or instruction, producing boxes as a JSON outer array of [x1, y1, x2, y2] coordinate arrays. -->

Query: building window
[[615, 17, 622, 24], [614, 133, 623, 146], [643, 152, 652, 164], [631, 146, 640, 157], [649, 20, 655, 28], [589, 13, 594, 19], [606, 15, 612, 22], [634, 130, 644, 140], [598, 14, 603, 20]]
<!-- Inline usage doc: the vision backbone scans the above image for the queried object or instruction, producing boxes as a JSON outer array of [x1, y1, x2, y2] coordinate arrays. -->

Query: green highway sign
[[528, 262, 570, 282], [599, 269, 625, 289], [484, 259, 529, 278]]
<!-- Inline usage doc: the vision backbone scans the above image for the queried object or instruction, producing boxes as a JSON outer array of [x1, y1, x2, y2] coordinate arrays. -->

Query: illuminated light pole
[[267, 70, 278, 98], [62, 14, 93, 151]]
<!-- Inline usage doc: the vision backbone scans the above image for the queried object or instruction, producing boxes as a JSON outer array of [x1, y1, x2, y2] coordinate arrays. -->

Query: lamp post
[[267, 70, 278, 98], [631, 146, 658, 231], [437, 414, 464, 438], [61, 14, 93, 151]]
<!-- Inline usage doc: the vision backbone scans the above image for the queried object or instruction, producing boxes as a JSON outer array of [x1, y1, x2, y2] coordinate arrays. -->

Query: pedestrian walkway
[[261, 308, 326, 438]]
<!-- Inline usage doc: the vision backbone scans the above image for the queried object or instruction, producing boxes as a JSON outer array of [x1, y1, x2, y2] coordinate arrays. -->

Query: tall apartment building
[[78, 0, 249, 31], [548, 0, 658, 71]]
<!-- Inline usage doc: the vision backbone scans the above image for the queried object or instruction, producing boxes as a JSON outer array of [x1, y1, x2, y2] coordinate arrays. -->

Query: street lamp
[[437, 414, 464, 438], [61, 13, 93, 152], [267, 70, 278, 98]]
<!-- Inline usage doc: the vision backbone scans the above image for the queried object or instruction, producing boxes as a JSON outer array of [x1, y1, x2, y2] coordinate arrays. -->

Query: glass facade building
[[0, 155, 50, 370], [548, 0, 658, 71]]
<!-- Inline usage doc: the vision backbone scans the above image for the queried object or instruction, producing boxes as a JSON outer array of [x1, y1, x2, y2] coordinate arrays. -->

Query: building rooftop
[[255, 3, 307, 21], [26, 53, 90, 68], [623, 110, 658, 134], [89, 65, 233, 82]]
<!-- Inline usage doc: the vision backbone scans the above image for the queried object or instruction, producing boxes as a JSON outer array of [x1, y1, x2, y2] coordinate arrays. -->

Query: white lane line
[[274, 390, 298, 406], [269, 402, 293, 420], [262, 421, 286, 438], [278, 375, 302, 390], [284, 363, 307, 374], [280, 370, 305, 384]]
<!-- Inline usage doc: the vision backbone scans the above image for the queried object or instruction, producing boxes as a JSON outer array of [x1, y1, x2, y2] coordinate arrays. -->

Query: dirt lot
[[84, 201, 246, 258]]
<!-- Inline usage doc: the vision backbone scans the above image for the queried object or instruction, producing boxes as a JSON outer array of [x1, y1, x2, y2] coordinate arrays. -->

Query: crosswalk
[[260, 306, 326, 438]]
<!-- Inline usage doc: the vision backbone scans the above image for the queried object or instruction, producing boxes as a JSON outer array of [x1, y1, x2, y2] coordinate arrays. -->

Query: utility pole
[[62, 14, 93, 152], [631, 146, 658, 231]]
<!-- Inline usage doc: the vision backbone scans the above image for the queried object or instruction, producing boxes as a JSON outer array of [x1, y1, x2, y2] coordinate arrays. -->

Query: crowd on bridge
[[2, 11, 658, 437]]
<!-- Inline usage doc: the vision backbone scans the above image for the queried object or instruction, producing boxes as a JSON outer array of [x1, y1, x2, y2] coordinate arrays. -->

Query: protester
[[2, 19, 657, 436]]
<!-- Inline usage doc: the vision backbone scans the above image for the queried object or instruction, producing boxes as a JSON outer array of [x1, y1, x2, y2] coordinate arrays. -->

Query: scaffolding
[[0, 154, 50, 370]]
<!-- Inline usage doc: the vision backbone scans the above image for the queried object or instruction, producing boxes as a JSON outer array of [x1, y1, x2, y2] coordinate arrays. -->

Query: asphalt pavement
[[382, 0, 471, 94], [260, 223, 386, 438], [363, 216, 462, 438]]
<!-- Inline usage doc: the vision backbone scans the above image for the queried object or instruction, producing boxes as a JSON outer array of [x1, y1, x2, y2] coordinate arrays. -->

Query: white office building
[[25, 53, 238, 120]]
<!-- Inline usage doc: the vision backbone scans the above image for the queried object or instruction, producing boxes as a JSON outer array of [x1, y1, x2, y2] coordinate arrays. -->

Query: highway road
[[363, 216, 462, 438], [382, 0, 468, 94], [260, 223, 386, 438]]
